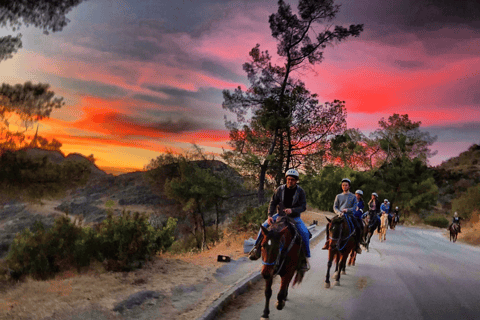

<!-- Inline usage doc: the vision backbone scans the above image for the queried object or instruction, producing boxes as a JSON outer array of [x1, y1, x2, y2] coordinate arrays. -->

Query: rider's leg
[[248, 214, 279, 260], [293, 217, 310, 270], [352, 216, 362, 254]]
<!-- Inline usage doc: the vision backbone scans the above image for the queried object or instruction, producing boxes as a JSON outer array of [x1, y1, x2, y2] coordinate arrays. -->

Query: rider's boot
[[300, 257, 310, 271], [248, 235, 262, 260]]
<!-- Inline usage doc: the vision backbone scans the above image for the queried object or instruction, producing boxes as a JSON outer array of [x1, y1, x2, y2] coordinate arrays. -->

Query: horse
[[390, 213, 397, 230], [449, 223, 459, 242], [259, 216, 306, 320], [379, 213, 388, 242], [363, 211, 380, 252], [324, 215, 356, 288]]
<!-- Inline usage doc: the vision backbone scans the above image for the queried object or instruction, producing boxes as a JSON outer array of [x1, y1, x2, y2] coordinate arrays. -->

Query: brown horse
[[259, 216, 306, 320], [325, 215, 356, 288], [363, 211, 379, 252], [449, 223, 459, 242], [390, 214, 397, 230]]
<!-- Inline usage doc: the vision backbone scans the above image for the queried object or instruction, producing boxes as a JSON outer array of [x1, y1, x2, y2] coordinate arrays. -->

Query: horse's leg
[[276, 271, 294, 310], [334, 252, 341, 286], [261, 278, 273, 319], [325, 250, 334, 288]]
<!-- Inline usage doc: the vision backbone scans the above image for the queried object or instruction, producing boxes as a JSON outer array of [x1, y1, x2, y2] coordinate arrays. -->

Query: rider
[[368, 192, 381, 232], [353, 189, 365, 248], [380, 199, 390, 216], [450, 212, 462, 233], [248, 169, 310, 270], [322, 178, 363, 254], [393, 206, 400, 223]]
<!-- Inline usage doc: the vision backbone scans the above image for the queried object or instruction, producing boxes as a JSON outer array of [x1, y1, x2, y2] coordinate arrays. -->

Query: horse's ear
[[261, 225, 269, 236], [326, 217, 331, 223]]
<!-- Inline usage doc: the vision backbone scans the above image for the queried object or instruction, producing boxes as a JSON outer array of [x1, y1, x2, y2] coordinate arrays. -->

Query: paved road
[[222, 226, 480, 320]]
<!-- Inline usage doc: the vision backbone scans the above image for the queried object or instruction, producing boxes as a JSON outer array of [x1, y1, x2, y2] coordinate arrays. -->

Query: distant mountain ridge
[[18, 147, 109, 178]]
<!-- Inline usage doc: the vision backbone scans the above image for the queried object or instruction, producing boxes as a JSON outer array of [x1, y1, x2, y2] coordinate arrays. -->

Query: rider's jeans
[[254, 213, 311, 258]]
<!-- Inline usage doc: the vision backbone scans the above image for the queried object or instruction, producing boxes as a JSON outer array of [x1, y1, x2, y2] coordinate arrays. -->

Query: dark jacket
[[268, 184, 307, 218]]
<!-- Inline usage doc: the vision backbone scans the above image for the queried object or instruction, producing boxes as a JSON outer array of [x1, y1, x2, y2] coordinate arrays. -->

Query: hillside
[[0, 154, 256, 258], [433, 144, 480, 212]]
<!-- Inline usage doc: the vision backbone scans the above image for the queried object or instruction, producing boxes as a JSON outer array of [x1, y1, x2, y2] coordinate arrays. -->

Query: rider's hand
[[284, 208, 292, 215], [267, 216, 274, 225]]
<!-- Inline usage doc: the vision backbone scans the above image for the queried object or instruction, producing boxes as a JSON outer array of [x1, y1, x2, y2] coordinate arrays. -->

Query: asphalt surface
[[220, 226, 480, 320]]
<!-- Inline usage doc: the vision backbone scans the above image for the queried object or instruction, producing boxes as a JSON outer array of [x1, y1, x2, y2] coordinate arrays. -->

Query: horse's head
[[260, 218, 289, 279], [327, 215, 346, 250]]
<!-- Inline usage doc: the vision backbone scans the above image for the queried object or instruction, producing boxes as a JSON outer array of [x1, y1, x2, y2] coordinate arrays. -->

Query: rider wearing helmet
[[368, 192, 381, 231], [380, 199, 390, 216], [393, 206, 400, 223], [248, 169, 310, 270], [450, 212, 462, 233], [322, 178, 364, 254]]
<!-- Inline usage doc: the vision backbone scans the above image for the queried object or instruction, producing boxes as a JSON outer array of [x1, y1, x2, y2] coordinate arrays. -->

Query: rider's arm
[[268, 187, 281, 217], [333, 195, 342, 215]]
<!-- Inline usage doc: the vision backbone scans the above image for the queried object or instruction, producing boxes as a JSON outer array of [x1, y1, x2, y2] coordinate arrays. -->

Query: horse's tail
[[293, 269, 305, 287]]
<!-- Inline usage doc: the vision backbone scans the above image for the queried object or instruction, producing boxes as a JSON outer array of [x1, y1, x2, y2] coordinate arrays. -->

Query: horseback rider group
[[249, 171, 405, 272]]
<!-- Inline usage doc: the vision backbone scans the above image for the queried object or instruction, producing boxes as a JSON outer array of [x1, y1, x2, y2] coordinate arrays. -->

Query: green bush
[[6, 212, 177, 277], [230, 202, 269, 233], [424, 215, 449, 228]]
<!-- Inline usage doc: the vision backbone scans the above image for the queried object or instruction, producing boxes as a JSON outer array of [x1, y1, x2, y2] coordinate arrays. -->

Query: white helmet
[[454, 212, 458, 217], [384, 199, 388, 202], [372, 192, 378, 197], [355, 190, 363, 195], [285, 169, 299, 179], [396, 206, 398, 210], [341, 178, 351, 185]]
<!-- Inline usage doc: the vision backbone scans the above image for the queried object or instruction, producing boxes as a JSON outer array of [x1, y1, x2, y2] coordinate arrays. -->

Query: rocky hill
[[0, 153, 256, 258], [433, 144, 480, 211]]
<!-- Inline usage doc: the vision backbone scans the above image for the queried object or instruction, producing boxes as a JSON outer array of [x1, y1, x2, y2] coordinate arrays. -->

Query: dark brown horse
[[363, 211, 380, 252], [325, 215, 356, 288], [449, 223, 459, 242], [390, 214, 397, 229], [259, 216, 306, 319]]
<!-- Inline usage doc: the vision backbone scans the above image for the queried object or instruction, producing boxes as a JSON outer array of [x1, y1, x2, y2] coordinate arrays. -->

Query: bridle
[[329, 216, 354, 251], [261, 224, 299, 276]]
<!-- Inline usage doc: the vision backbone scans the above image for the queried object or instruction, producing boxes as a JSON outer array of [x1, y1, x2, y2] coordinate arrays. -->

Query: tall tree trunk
[[258, 128, 280, 204]]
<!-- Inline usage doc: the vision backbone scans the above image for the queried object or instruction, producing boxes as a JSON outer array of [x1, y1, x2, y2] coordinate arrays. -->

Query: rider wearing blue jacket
[[380, 199, 390, 216]]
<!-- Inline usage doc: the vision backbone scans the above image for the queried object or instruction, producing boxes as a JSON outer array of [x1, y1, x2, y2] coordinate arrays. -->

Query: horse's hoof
[[261, 317, 269, 320], [334, 281, 340, 286], [325, 282, 330, 288], [276, 300, 285, 310], [334, 271, 338, 278], [341, 271, 346, 275]]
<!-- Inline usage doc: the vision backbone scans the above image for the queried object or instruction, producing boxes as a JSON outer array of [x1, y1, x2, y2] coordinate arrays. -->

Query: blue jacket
[[380, 203, 390, 214], [353, 200, 364, 219]]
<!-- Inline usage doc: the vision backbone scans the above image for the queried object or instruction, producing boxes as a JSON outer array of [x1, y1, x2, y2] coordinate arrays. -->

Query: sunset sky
[[1, 0, 479, 173]]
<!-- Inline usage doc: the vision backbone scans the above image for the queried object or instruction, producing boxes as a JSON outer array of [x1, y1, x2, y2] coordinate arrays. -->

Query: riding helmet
[[341, 178, 351, 185], [355, 190, 363, 195], [285, 169, 299, 179]]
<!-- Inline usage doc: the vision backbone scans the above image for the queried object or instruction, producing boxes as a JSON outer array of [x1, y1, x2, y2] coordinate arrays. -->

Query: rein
[[261, 224, 299, 276], [330, 215, 355, 251]]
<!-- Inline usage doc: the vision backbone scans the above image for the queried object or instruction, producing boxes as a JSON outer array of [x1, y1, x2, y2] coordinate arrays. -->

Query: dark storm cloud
[[45, 74, 128, 99], [423, 122, 480, 142], [338, 0, 480, 55], [114, 113, 204, 134], [139, 86, 224, 105]]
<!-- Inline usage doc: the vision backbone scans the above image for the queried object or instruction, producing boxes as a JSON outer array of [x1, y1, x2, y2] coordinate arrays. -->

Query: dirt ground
[[0, 209, 332, 320]]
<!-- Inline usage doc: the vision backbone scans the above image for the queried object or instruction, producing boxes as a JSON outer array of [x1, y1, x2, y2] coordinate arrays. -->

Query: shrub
[[424, 215, 449, 228], [230, 202, 269, 233], [95, 211, 177, 271], [6, 212, 177, 277]]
